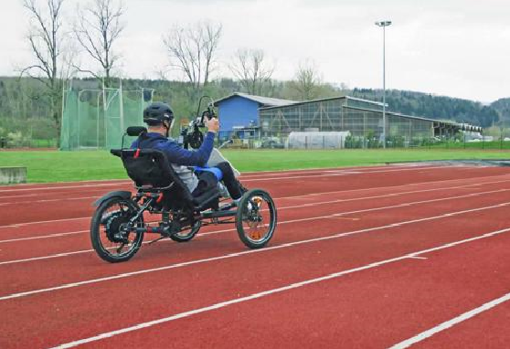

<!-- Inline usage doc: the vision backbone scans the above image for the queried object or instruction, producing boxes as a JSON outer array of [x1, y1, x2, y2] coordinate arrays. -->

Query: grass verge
[[0, 148, 508, 183]]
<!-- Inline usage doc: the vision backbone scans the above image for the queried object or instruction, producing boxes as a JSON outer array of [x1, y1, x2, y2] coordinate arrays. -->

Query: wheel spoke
[[116, 243, 126, 254]]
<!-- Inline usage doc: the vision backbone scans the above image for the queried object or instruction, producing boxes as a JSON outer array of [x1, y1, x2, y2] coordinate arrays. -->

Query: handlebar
[[181, 96, 218, 149]]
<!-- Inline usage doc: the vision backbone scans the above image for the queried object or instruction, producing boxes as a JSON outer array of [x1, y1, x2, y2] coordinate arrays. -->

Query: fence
[[240, 131, 510, 150], [0, 138, 58, 149]]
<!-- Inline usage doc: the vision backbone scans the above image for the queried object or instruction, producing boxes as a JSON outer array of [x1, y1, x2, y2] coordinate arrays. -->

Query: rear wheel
[[236, 189, 277, 249], [90, 197, 144, 263]]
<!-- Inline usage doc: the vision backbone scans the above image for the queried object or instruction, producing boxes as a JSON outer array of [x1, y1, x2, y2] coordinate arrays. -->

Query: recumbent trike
[[90, 127, 277, 263]]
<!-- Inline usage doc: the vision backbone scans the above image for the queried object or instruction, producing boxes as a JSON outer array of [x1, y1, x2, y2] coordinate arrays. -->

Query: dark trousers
[[192, 162, 244, 199]]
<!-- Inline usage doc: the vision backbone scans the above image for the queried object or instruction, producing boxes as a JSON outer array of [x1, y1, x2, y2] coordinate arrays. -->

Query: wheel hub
[[104, 211, 131, 243], [243, 196, 264, 222]]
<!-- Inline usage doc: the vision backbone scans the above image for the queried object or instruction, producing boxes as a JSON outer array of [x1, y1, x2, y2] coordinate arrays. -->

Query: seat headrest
[[126, 126, 148, 137]]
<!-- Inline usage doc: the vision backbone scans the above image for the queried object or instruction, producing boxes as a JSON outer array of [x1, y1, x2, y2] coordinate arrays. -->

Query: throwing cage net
[[60, 88, 153, 150]]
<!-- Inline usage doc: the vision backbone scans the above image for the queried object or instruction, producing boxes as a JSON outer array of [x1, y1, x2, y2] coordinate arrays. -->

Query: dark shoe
[[239, 183, 249, 194]]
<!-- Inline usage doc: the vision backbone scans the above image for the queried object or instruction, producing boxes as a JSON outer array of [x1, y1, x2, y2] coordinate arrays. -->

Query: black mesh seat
[[111, 148, 220, 211]]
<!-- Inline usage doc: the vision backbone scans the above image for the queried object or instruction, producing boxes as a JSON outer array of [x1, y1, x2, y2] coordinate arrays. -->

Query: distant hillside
[[0, 76, 506, 142], [491, 98, 510, 124], [349, 88, 500, 128]]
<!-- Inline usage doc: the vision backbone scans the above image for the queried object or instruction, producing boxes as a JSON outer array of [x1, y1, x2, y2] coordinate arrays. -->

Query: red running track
[[0, 164, 509, 348]]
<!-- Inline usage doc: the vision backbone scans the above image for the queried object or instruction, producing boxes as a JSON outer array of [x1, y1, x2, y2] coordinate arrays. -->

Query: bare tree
[[229, 49, 274, 95], [74, 0, 124, 87], [290, 60, 323, 101], [163, 22, 222, 95], [21, 0, 66, 133]]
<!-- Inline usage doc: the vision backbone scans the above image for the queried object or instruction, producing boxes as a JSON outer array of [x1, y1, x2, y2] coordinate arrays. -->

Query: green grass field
[[427, 140, 510, 150], [0, 148, 508, 183]]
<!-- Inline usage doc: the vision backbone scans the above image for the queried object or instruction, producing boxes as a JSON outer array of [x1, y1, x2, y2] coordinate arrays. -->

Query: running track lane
[[0, 169, 510, 282], [2, 180, 510, 263], [0, 198, 509, 347], [0, 164, 492, 193], [403, 299, 510, 348], [1, 185, 510, 297], [0, 165, 508, 226], [43, 224, 510, 348], [3, 167, 510, 243], [4, 165, 507, 243], [0, 165, 509, 348], [1, 166, 509, 234]]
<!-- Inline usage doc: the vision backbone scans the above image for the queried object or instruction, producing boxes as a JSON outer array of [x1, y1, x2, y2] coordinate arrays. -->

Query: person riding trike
[[90, 101, 277, 263]]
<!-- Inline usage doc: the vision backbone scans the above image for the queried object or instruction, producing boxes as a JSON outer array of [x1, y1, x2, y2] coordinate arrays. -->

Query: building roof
[[259, 95, 473, 129], [216, 93, 479, 131], [214, 92, 297, 108], [259, 95, 385, 111], [342, 105, 463, 128]]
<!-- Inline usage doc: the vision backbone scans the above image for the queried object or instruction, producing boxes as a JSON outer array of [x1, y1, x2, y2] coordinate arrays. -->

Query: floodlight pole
[[375, 20, 391, 148]]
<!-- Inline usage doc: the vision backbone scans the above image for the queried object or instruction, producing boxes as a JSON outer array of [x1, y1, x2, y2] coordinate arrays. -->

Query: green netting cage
[[60, 88, 153, 150]]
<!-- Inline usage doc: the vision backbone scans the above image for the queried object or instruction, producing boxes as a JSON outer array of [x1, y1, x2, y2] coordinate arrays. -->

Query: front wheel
[[236, 189, 277, 249], [90, 196, 144, 263]]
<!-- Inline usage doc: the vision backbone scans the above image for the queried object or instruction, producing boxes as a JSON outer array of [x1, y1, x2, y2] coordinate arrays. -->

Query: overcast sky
[[1, 0, 509, 102]]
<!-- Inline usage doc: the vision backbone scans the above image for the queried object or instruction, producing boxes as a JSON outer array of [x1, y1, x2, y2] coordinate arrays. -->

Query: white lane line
[[389, 292, 510, 349], [0, 249, 93, 266], [4, 178, 510, 244], [0, 178, 130, 188], [49, 227, 510, 349], [237, 164, 422, 177], [0, 169, 393, 206], [0, 164, 473, 200], [0, 196, 100, 207], [0, 176, 347, 206], [0, 230, 88, 244], [0, 187, 132, 205], [0, 167, 496, 207], [0, 165, 452, 205], [0, 169, 365, 194], [1, 186, 508, 262], [0, 168, 342, 191], [1, 187, 509, 264], [239, 166, 462, 183], [0, 182, 129, 194], [0, 164, 493, 197], [279, 185, 510, 211], [287, 175, 510, 200], [0, 165, 438, 191], [2, 171, 510, 230], [0, 194, 39, 200], [2, 200, 510, 300], [0, 172, 394, 206], [0, 216, 90, 229]]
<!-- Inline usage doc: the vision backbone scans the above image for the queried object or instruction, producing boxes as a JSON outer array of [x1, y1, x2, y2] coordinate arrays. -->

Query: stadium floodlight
[[375, 21, 392, 27], [375, 20, 392, 148]]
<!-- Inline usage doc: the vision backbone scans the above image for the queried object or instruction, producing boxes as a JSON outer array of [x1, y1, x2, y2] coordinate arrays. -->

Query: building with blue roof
[[214, 92, 296, 140]]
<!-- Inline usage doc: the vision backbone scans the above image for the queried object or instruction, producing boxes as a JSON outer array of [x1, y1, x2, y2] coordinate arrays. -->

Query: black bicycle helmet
[[143, 102, 174, 126]]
